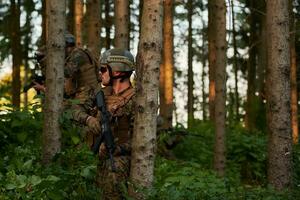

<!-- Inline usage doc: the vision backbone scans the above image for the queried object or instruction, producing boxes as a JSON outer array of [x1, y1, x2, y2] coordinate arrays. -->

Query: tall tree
[[187, 0, 194, 127], [231, 0, 239, 120], [114, 0, 129, 49], [256, 0, 267, 128], [245, 0, 258, 131], [10, 0, 22, 108], [23, 0, 34, 108], [159, 0, 174, 130], [67, 0, 74, 35], [104, 0, 112, 49], [201, 22, 207, 121], [257, 0, 267, 95], [42, 0, 65, 165], [289, 0, 298, 144], [208, 0, 216, 121], [74, 0, 83, 46], [266, 0, 292, 190], [130, 0, 163, 198], [86, 0, 101, 57], [212, 0, 227, 177]]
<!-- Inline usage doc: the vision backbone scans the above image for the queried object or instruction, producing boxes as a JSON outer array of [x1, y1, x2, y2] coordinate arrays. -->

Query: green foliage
[[0, 106, 101, 199], [1, 107, 299, 199], [172, 122, 214, 168], [155, 121, 300, 199], [227, 125, 267, 185], [149, 158, 227, 200], [0, 146, 101, 199], [0, 104, 43, 150]]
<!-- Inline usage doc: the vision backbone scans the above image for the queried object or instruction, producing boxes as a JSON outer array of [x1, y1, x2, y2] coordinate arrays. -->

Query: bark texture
[[266, 0, 292, 190], [10, 0, 22, 109], [130, 0, 163, 198], [213, 0, 227, 177], [187, 0, 194, 128], [289, 0, 298, 144], [104, 0, 112, 49], [114, 0, 129, 49], [86, 0, 101, 57], [208, 0, 216, 121], [74, 0, 83, 46], [159, 0, 174, 129], [42, 0, 65, 165], [231, 0, 239, 120], [245, 0, 258, 131]]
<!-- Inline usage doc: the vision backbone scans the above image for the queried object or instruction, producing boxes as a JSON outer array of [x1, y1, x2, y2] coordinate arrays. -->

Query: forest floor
[[0, 107, 299, 199]]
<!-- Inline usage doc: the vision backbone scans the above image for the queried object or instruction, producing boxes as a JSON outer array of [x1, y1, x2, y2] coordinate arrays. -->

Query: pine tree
[[42, 0, 65, 165], [86, 0, 101, 57], [10, 0, 22, 109], [114, 0, 129, 49], [74, 0, 83, 46], [212, 0, 227, 177], [130, 0, 163, 198], [159, 0, 174, 130], [266, 0, 292, 190], [289, 0, 298, 144]]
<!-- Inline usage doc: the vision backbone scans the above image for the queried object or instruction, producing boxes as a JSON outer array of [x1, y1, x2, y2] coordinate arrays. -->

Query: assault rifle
[[23, 51, 46, 94], [92, 90, 116, 172]]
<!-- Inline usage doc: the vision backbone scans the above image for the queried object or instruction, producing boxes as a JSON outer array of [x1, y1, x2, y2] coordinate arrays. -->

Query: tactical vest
[[65, 48, 99, 100], [106, 87, 135, 146]]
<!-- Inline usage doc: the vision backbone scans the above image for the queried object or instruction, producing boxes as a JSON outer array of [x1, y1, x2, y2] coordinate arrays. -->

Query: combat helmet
[[99, 48, 135, 72], [65, 33, 75, 47]]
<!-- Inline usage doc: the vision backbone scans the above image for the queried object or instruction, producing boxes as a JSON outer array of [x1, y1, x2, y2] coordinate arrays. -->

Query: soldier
[[64, 33, 100, 102], [33, 33, 99, 102], [72, 48, 135, 199]]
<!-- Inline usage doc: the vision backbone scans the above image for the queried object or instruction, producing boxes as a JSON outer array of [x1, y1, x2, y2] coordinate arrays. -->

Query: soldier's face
[[100, 66, 110, 86]]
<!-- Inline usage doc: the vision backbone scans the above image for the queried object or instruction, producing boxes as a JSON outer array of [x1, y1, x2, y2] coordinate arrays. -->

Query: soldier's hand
[[86, 116, 101, 135], [99, 144, 122, 159]]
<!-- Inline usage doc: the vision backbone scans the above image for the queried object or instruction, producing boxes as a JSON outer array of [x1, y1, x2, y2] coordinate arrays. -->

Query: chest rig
[[105, 87, 135, 145]]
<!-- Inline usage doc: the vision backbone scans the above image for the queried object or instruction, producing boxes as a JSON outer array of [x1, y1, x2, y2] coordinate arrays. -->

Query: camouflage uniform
[[64, 47, 100, 102], [72, 85, 135, 200]]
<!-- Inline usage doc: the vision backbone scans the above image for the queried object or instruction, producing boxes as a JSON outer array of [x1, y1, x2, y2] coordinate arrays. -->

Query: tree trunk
[[129, 0, 163, 198], [105, 0, 112, 49], [289, 0, 298, 144], [245, 0, 258, 131], [213, 0, 227, 177], [231, 0, 239, 120], [159, 0, 174, 130], [201, 19, 207, 121], [201, 55, 207, 121], [114, 0, 129, 49], [67, 0, 74, 35], [187, 0, 194, 128], [208, 0, 216, 121], [10, 0, 22, 109], [266, 0, 292, 190], [74, 0, 83, 46], [86, 0, 101, 57], [42, 0, 65, 165], [257, 0, 267, 109], [23, 5, 32, 109]]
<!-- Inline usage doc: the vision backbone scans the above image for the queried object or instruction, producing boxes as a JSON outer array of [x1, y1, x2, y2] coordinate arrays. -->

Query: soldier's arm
[[71, 85, 103, 125], [71, 91, 96, 125]]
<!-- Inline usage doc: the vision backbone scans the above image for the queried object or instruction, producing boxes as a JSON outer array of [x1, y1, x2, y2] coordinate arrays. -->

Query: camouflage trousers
[[97, 155, 130, 200]]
